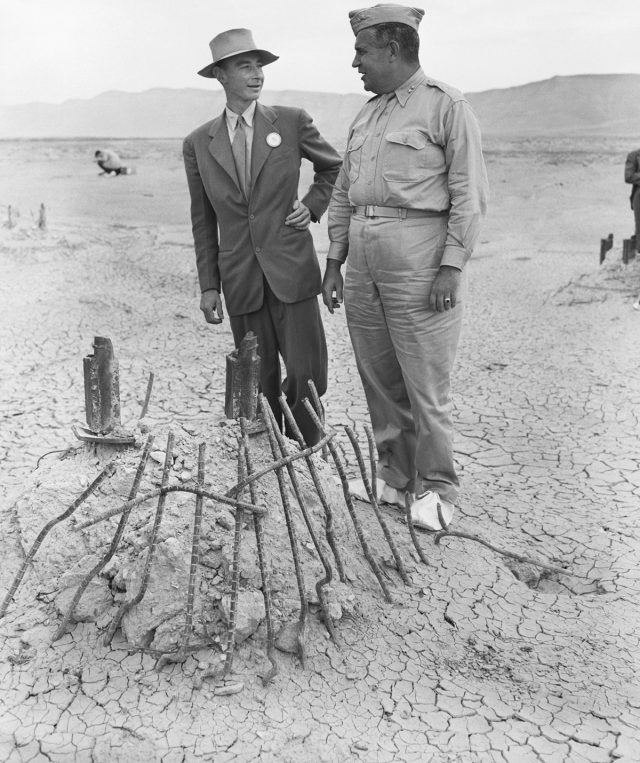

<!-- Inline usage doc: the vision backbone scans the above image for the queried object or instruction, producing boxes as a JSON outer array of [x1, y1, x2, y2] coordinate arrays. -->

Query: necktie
[[231, 115, 250, 198]]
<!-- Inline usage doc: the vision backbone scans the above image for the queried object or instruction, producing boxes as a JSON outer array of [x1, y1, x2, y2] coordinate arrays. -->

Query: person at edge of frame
[[183, 28, 342, 446], [322, 3, 489, 530], [624, 146, 640, 254]]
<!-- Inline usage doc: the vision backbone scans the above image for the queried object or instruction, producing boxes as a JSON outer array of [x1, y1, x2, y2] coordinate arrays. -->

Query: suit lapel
[[207, 113, 241, 192], [251, 104, 279, 189]]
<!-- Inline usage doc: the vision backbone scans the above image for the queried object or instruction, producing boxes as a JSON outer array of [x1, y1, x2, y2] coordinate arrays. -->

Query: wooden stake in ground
[[5, 205, 16, 229]]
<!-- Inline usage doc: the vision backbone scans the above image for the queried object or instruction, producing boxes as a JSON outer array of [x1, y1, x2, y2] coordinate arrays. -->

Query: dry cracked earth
[[0, 137, 639, 761]]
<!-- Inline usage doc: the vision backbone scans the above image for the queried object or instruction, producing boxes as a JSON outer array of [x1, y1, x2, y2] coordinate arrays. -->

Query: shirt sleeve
[[441, 101, 489, 270], [297, 109, 342, 223], [327, 159, 352, 263]]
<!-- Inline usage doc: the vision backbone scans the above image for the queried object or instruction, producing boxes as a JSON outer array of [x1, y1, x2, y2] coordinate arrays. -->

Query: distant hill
[[0, 89, 367, 145], [468, 74, 640, 136], [1, 74, 639, 140]]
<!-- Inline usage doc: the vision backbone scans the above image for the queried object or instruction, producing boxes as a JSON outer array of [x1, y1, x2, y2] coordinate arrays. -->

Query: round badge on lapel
[[266, 132, 282, 147]]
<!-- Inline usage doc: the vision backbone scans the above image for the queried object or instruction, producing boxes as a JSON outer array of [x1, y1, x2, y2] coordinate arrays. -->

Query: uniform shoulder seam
[[422, 77, 467, 104]]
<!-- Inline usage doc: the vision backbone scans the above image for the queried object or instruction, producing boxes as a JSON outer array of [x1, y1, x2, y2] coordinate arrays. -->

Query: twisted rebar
[[302, 390, 393, 603], [157, 441, 206, 669], [364, 424, 378, 503], [53, 436, 154, 642], [224, 432, 335, 498], [305, 373, 330, 462], [220, 441, 247, 678], [139, 371, 155, 419], [0, 461, 116, 619], [279, 394, 346, 584], [75, 434, 336, 532], [260, 395, 308, 666], [404, 493, 430, 566], [433, 530, 580, 577], [105, 433, 174, 647], [437, 502, 450, 532], [74, 486, 263, 532], [183, 443, 206, 649], [342, 425, 409, 585], [240, 418, 278, 685], [268, 398, 338, 642]]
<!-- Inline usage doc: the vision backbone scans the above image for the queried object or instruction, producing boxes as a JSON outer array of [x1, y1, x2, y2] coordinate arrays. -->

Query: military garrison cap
[[349, 3, 425, 35]]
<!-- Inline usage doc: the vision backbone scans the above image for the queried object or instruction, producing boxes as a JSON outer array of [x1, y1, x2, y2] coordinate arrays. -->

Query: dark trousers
[[230, 281, 328, 446], [98, 161, 126, 175]]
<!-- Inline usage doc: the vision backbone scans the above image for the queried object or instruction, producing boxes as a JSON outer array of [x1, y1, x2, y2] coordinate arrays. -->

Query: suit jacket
[[183, 104, 341, 316]]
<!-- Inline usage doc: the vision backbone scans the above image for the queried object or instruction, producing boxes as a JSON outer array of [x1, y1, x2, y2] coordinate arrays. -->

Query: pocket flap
[[385, 131, 427, 150], [347, 133, 366, 152]]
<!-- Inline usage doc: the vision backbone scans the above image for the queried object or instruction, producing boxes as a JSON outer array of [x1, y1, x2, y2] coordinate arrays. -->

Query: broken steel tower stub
[[225, 332, 261, 422], [83, 336, 122, 434]]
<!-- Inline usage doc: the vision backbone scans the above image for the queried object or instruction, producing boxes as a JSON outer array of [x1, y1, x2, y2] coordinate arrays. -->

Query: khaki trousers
[[345, 214, 464, 503]]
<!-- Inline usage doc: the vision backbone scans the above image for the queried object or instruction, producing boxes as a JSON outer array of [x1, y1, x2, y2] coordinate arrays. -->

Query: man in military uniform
[[322, 4, 488, 529]]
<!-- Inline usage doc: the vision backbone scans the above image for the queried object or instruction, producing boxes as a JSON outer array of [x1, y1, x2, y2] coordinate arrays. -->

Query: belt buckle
[[364, 205, 376, 217]]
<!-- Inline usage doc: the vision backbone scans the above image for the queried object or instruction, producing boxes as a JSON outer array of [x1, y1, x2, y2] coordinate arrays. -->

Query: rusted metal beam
[[83, 336, 122, 435], [599, 233, 613, 264], [225, 331, 260, 422]]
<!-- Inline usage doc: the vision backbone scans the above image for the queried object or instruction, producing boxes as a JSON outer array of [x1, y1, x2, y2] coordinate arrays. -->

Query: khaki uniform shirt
[[327, 68, 489, 270]]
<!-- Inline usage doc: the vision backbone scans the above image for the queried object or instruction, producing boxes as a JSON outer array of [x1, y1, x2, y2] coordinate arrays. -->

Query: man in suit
[[183, 29, 341, 444]]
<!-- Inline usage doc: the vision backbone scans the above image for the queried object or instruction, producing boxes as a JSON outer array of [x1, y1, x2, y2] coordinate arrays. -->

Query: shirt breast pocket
[[382, 131, 445, 181], [346, 133, 366, 183]]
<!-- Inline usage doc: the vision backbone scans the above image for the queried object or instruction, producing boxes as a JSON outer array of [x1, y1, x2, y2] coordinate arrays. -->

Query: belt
[[351, 205, 448, 219]]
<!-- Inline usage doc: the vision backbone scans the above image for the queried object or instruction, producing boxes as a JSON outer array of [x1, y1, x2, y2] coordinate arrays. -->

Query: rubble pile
[[7, 417, 383, 666]]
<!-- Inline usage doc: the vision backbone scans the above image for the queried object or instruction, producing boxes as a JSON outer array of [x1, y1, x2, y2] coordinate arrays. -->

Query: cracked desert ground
[[1, 135, 639, 762]]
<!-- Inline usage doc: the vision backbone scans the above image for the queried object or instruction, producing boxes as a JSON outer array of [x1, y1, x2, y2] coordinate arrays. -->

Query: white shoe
[[348, 478, 407, 509], [410, 491, 455, 531], [380, 482, 409, 509]]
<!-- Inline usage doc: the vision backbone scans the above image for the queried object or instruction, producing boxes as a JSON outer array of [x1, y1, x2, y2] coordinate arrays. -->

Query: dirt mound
[[549, 257, 640, 306], [7, 416, 385, 668]]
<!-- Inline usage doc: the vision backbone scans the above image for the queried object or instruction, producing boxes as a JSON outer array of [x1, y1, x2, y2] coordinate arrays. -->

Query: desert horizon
[[2, 73, 640, 141], [5, 69, 639, 105]]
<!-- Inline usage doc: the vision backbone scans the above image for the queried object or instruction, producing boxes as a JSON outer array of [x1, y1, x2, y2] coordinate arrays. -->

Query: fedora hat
[[198, 28, 279, 78]]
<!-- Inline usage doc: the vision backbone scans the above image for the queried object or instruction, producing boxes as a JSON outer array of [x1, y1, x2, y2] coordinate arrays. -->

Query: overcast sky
[[1, 0, 638, 105]]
